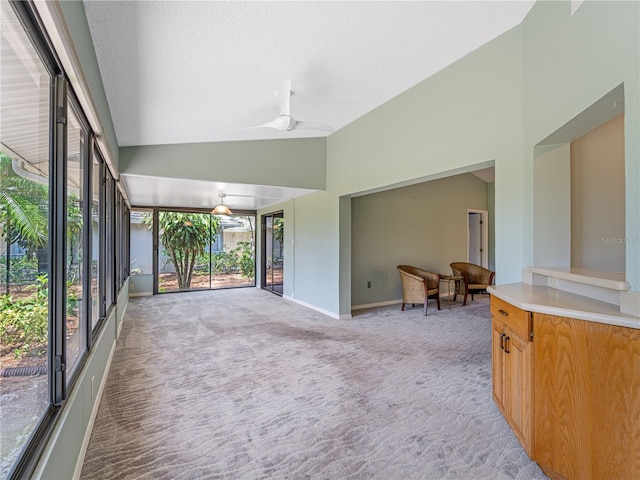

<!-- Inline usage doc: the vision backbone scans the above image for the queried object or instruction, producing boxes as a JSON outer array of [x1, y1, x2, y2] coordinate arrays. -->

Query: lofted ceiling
[[83, 1, 533, 210]]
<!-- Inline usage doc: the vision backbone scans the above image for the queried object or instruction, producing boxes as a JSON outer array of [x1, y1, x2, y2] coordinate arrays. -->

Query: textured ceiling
[[84, 0, 534, 147], [83, 1, 532, 208]]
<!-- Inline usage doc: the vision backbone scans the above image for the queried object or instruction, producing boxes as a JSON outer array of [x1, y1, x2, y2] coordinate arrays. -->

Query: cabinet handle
[[504, 336, 511, 354], [500, 333, 505, 350], [499, 309, 509, 316]]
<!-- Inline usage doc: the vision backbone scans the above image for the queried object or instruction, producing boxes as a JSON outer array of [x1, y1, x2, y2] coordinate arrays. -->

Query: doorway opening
[[262, 212, 284, 296], [467, 209, 488, 268]]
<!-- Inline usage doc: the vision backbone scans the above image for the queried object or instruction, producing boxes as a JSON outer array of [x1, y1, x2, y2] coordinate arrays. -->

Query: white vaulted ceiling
[[82, 1, 533, 208]]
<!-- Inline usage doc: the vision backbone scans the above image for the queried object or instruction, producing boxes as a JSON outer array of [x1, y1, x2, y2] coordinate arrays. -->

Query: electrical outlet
[[367, 281, 372, 288], [549, 277, 557, 288]]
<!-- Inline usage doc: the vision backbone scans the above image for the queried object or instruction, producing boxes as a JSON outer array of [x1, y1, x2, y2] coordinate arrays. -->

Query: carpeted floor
[[80, 288, 546, 480]]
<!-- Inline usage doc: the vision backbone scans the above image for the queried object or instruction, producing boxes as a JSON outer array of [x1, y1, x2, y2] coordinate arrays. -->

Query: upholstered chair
[[449, 262, 495, 306], [397, 265, 441, 316]]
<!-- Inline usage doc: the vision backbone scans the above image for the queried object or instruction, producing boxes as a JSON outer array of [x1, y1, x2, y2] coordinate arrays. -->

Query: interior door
[[468, 212, 481, 265], [468, 210, 488, 267]]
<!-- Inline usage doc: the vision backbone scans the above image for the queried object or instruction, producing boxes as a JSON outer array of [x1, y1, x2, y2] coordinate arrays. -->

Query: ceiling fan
[[249, 80, 334, 133]]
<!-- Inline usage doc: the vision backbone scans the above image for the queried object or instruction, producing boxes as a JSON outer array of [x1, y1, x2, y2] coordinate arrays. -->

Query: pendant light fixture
[[211, 193, 232, 216]]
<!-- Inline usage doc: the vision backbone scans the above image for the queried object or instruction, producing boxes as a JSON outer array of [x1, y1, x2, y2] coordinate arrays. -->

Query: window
[[64, 105, 87, 381], [0, 1, 52, 476], [90, 146, 102, 330], [115, 192, 122, 291], [104, 169, 114, 312]]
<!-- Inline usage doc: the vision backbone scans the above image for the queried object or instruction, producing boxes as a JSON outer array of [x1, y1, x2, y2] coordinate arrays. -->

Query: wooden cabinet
[[533, 313, 640, 480], [490, 296, 533, 455], [491, 296, 640, 480]]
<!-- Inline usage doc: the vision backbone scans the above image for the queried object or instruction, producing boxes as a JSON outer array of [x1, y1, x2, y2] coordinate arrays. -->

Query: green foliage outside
[[0, 255, 38, 293], [202, 241, 255, 279], [0, 153, 48, 253], [1, 151, 84, 360], [235, 241, 255, 278], [0, 275, 48, 359], [144, 212, 221, 289], [273, 217, 284, 243]]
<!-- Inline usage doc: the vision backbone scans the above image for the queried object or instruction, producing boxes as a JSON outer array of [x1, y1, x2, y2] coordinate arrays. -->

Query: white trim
[[352, 299, 402, 310], [283, 295, 350, 319], [72, 341, 117, 480]]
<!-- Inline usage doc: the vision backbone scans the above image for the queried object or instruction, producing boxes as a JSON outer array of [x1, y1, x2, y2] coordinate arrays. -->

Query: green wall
[[351, 173, 490, 307], [292, 0, 639, 316], [120, 138, 327, 190], [487, 182, 495, 273], [314, 25, 524, 315]]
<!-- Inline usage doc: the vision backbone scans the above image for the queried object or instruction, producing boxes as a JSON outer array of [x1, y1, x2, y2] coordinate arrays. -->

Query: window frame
[[64, 96, 91, 388], [91, 140, 107, 341]]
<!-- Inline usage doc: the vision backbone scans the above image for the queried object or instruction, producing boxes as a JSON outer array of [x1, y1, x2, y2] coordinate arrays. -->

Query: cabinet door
[[506, 331, 532, 455], [533, 313, 640, 480], [491, 317, 507, 414], [533, 314, 588, 479]]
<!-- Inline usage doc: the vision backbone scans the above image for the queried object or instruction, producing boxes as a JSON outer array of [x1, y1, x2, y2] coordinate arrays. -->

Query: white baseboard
[[351, 299, 402, 310], [283, 295, 351, 319], [129, 292, 153, 297]]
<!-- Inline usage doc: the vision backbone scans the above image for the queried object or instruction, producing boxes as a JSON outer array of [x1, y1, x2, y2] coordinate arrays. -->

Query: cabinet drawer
[[491, 296, 530, 340]]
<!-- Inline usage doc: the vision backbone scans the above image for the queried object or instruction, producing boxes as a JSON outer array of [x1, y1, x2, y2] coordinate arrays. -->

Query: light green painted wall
[[338, 195, 352, 315], [130, 274, 153, 295], [351, 174, 489, 307], [310, 26, 524, 314], [59, 0, 119, 169], [120, 138, 326, 190], [292, 191, 341, 313], [522, 0, 640, 288], [533, 144, 571, 267], [293, 0, 639, 315], [487, 182, 495, 272]]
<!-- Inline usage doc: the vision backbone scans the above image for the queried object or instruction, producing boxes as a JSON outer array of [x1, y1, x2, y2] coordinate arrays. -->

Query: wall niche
[[533, 84, 625, 274]]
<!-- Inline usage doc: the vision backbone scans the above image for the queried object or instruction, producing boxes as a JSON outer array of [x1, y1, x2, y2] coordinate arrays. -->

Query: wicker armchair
[[450, 262, 495, 306], [397, 265, 441, 316]]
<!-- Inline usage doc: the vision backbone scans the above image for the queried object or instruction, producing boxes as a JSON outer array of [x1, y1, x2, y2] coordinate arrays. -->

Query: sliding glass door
[[151, 210, 255, 293], [262, 212, 283, 295]]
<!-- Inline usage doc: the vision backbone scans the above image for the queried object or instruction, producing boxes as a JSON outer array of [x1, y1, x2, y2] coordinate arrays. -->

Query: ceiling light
[[211, 194, 232, 216]]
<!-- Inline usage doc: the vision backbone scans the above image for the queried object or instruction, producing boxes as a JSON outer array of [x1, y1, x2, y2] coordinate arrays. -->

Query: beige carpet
[[80, 288, 546, 479]]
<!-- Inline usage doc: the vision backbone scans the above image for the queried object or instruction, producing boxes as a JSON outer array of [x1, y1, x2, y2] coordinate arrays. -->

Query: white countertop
[[488, 283, 640, 330]]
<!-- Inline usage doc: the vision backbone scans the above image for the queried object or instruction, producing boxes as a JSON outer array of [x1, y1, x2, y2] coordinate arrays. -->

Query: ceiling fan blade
[[278, 79, 291, 116], [294, 120, 334, 133]]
